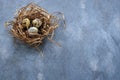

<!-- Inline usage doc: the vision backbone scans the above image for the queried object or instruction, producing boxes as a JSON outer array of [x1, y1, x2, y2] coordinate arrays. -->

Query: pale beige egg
[[32, 18, 42, 28], [22, 18, 30, 29]]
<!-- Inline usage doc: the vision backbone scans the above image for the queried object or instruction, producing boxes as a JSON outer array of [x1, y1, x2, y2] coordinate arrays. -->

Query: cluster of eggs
[[22, 18, 42, 35]]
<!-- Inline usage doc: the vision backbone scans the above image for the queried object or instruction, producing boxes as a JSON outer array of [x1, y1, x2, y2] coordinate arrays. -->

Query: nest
[[6, 3, 65, 47]]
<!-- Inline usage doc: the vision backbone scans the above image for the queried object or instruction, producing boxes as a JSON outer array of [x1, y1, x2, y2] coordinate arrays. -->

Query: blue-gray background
[[0, 0, 120, 80]]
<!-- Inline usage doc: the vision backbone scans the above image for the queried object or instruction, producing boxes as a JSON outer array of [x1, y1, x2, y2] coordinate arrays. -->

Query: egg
[[28, 27, 38, 35], [22, 18, 30, 29], [32, 18, 42, 28]]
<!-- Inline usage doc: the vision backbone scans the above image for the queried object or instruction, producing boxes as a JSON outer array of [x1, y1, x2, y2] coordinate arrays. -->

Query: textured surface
[[0, 0, 120, 80]]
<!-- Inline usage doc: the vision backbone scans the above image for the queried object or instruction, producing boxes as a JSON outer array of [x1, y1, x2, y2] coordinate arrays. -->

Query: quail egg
[[28, 27, 38, 35], [32, 18, 42, 28], [22, 18, 30, 29]]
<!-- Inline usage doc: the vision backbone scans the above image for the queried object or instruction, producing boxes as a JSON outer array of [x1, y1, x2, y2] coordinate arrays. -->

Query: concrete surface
[[0, 0, 120, 80]]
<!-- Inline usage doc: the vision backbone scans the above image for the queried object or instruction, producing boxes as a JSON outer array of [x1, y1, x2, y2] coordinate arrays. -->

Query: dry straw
[[5, 3, 66, 47]]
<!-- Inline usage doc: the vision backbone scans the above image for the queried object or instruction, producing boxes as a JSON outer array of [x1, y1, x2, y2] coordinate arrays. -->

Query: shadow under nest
[[6, 3, 65, 47]]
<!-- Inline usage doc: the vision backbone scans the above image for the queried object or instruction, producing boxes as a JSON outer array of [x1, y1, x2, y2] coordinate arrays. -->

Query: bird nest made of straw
[[5, 3, 65, 47]]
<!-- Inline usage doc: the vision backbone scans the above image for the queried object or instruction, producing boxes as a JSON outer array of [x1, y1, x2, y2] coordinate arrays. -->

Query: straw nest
[[6, 3, 65, 47]]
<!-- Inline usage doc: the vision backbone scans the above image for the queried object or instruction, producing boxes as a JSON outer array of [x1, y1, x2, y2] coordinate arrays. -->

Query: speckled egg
[[32, 18, 42, 28]]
